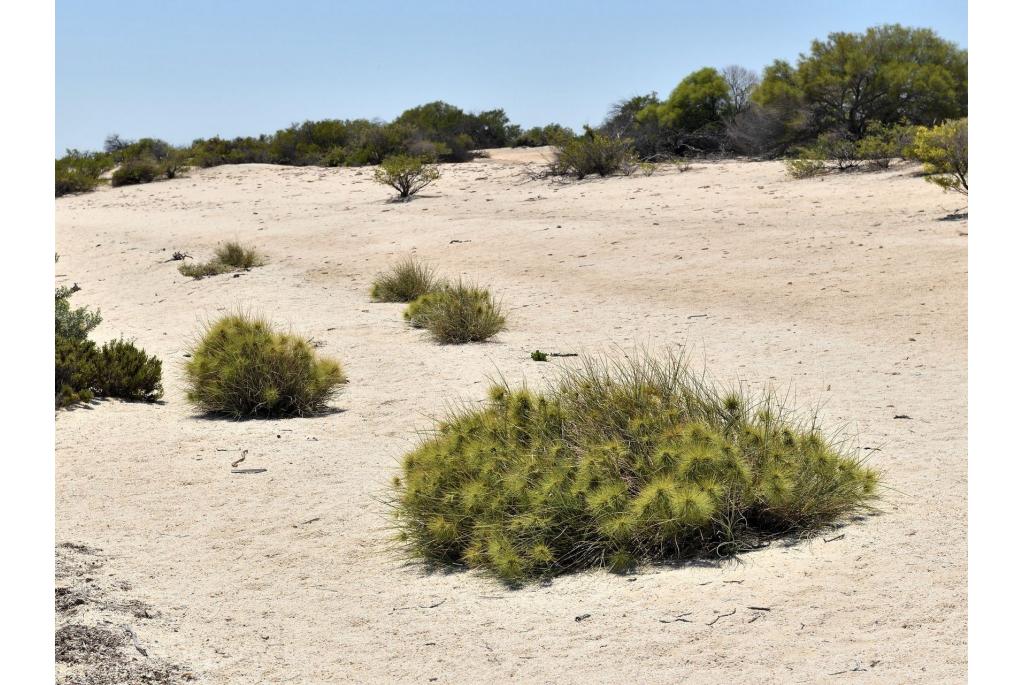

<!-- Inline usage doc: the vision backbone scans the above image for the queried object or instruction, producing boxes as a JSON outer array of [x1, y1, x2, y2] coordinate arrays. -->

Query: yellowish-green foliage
[[184, 314, 346, 418], [912, 118, 967, 195], [784, 157, 826, 179], [179, 241, 264, 279], [394, 353, 879, 581], [403, 282, 506, 344], [373, 155, 440, 199], [371, 258, 438, 302]]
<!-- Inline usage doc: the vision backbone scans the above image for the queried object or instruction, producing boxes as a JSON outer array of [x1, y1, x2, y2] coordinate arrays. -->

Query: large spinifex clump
[[184, 313, 346, 418], [394, 353, 878, 581]]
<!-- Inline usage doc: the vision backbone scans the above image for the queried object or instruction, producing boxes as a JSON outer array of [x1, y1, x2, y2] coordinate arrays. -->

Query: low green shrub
[[531, 350, 548, 362], [56, 337, 100, 408], [184, 314, 347, 418], [55, 337, 162, 408], [371, 258, 438, 302], [55, 150, 113, 197], [553, 128, 635, 179], [403, 282, 506, 344], [373, 155, 441, 199], [394, 353, 879, 581], [911, 118, 967, 195], [178, 241, 263, 279], [784, 157, 826, 179], [111, 159, 160, 187], [94, 339, 163, 401]]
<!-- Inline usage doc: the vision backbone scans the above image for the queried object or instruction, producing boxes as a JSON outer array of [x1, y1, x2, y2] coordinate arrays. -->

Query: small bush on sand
[[784, 157, 826, 179], [215, 241, 263, 269], [111, 159, 160, 187], [56, 337, 101, 408], [856, 122, 915, 170], [531, 350, 548, 362], [371, 258, 438, 302], [94, 339, 163, 401], [179, 241, 263, 279], [912, 118, 967, 195], [394, 352, 879, 581], [553, 128, 635, 179], [56, 337, 162, 408], [373, 155, 441, 199], [184, 313, 347, 418], [403, 282, 506, 344]]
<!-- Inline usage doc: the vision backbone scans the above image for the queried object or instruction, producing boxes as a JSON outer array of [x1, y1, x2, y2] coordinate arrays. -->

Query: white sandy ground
[[55, 149, 966, 684]]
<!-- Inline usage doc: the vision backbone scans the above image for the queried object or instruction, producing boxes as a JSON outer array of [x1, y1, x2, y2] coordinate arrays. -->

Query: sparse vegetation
[[403, 282, 506, 344], [178, 241, 263, 279], [552, 128, 636, 179], [912, 118, 968, 195], [373, 155, 440, 199], [371, 258, 439, 302], [55, 150, 112, 197], [111, 158, 160, 187], [184, 313, 347, 418], [55, 267, 163, 408], [394, 352, 879, 581]]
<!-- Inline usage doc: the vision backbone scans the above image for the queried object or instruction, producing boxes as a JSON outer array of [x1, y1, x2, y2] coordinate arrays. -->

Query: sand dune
[[56, 157, 966, 683]]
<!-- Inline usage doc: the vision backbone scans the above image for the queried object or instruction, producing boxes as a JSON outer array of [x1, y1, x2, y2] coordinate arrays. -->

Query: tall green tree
[[757, 24, 967, 137]]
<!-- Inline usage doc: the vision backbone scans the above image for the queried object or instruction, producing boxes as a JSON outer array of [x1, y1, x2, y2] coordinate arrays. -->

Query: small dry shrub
[[371, 258, 438, 302], [178, 241, 263, 279]]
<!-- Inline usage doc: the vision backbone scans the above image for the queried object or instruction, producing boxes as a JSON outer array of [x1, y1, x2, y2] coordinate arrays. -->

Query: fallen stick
[[706, 608, 736, 626], [122, 625, 147, 657]]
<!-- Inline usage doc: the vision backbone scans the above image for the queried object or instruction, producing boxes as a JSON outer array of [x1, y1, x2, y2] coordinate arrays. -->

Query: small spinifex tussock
[[178, 241, 264, 279], [184, 313, 346, 418], [370, 257, 438, 302], [403, 281, 506, 344], [393, 353, 879, 582]]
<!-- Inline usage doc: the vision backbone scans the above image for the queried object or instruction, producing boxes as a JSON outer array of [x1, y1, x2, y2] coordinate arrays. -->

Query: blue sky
[[56, 0, 967, 153]]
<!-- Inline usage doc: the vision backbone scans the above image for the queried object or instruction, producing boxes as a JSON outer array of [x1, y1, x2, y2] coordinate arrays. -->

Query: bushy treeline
[[598, 24, 965, 159], [56, 23, 966, 195], [56, 101, 568, 196]]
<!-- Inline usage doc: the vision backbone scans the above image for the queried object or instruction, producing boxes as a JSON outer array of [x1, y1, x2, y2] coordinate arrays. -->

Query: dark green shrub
[[56, 337, 162, 408], [394, 353, 879, 581], [553, 128, 635, 179], [55, 277, 102, 343], [55, 150, 113, 197], [56, 337, 100, 408], [531, 350, 548, 362], [373, 155, 440, 199], [111, 159, 160, 187], [184, 314, 347, 418], [371, 258, 438, 302], [95, 339, 163, 401], [403, 282, 506, 344]]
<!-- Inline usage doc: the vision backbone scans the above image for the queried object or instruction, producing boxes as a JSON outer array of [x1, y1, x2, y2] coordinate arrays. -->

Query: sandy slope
[[55, 153, 967, 684]]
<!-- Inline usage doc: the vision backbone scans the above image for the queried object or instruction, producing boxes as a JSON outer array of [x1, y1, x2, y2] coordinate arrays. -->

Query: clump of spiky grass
[[393, 351, 879, 582], [178, 241, 264, 280], [215, 241, 263, 269], [184, 313, 346, 418], [403, 281, 506, 344], [370, 257, 439, 302]]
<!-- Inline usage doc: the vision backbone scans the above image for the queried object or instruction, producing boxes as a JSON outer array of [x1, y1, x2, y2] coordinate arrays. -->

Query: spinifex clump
[[184, 313, 346, 418], [394, 353, 878, 582]]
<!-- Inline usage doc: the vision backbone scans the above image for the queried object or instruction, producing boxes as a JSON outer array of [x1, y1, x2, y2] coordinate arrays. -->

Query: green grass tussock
[[403, 282, 506, 344], [184, 313, 347, 418], [178, 241, 264, 279], [371, 258, 438, 302], [394, 352, 879, 582]]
